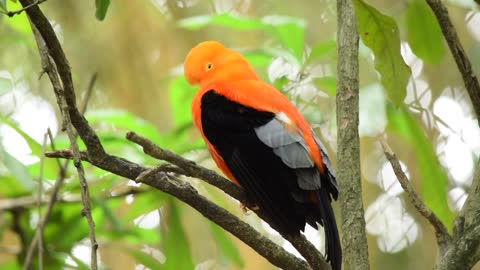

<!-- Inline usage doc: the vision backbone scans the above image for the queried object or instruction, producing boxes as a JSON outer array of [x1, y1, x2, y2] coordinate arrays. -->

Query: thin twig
[[379, 138, 452, 249], [37, 132, 47, 270], [80, 73, 97, 114], [426, 0, 480, 125], [6, 0, 46, 17], [0, 187, 146, 211]]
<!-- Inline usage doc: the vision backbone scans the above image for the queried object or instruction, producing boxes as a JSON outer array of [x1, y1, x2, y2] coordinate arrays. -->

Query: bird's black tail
[[316, 189, 342, 270]]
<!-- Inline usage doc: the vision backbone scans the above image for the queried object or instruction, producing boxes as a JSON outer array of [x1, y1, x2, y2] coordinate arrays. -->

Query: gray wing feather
[[255, 118, 322, 191], [255, 118, 313, 168], [254, 119, 299, 147]]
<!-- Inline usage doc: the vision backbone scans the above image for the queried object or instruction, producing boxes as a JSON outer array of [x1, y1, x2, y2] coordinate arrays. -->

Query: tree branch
[[434, 223, 480, 270], [379, 138, 452, 250], [337, 0, 370, 269], [20, 5, 98, 268], [425, 0, 480, 125], [47, 132, 330, 270]]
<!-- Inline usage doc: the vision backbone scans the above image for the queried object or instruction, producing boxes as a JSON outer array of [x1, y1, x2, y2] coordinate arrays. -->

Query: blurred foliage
[[0, 0, 479, 270]]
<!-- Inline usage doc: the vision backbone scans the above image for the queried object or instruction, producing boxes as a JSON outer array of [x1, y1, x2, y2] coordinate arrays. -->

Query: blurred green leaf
[[0, 175, 30, 196], [0, 113, 59, 179], [128, 248, 165, 269], [406, 0, 444, 64], [4, 1, 31, 34], [0, 148, 34, 191], [306, 39, 336, 64], [242, 50, 275, 68], [95, 0, 110, 21], [0, 259, 21, 270], [0, 0, 6, 13], [43, 203, 88, 251], [86, 109, 162, 143], [178, 14, 264, 30], [0, 77, 12, 96], [313, 76, 337, 96], [209, 222, 244, 267], [178, 14, 305, 61], [387, 104, 454, 229], [95, 198, 124, 232], [163, 200, 194, 270], [122, 191, 166, 222], [353, 0, 410, 106], [261, 16, 305, 60], [168, 77, 196, 128]]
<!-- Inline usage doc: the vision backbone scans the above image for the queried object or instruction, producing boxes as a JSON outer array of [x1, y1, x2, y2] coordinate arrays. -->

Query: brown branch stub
[[379, 138, 452, 249], [425, 0, 480, 125]]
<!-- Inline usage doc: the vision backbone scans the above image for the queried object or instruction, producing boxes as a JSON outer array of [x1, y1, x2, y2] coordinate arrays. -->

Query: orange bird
[[184, 41, 341, 270]]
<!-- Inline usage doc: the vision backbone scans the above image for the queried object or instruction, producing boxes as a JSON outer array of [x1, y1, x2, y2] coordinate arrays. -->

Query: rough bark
[[336, 0, 370, 269]]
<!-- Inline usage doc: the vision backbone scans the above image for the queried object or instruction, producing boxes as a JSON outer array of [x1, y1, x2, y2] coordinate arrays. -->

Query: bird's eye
[[206, 63, 213, 70]]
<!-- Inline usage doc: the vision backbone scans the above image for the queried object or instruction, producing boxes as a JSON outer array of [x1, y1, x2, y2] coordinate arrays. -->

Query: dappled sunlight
[[365, 195, 419, 253]]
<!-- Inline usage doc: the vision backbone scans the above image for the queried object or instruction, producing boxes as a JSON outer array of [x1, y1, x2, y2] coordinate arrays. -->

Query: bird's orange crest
[[184, 41, 258, 88]]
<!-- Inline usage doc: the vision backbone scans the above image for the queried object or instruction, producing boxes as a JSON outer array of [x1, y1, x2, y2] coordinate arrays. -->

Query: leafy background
[[0, 0, 479, 269]]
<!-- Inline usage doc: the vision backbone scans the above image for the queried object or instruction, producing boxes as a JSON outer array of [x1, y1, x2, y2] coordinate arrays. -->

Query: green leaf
[[0, 113, 59, 179], [0, 0, 6, 13], [353, 0, 411, 106], [178, 14, 305, 61], [387, 104, 454, 229], [177, 14, 264, 30], [0, 259, 21, 270], [261, 16, 305, 60], [163, 200, 194, 270], [86, 109, 162, 143], [306, 39, 336, 64], [0, 148, 35, 191], [168, 77, 196, 128], [209, 222, 244, 267], [0, 176, 30, 196], [95, 0, 110, 21], [128, 248, 165, 269], [0, 76, 13, 96], [43, 203, 88, 251], [4, 1, 31, 34], [122, 191, 166, 222], [406, 0, 445, 64], [313, 76, 337, 96]]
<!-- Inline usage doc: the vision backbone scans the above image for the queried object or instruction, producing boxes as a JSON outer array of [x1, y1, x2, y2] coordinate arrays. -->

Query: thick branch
[[434, 223, 480, 270], [454, 159, 480, 239], [337, 0, 370, 269], [47, 133, 329, 270], [125, 132, 245, 201], [20, 3, 99, 268], [380, 139, 452, 250], [425, 0, 480, 124]]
